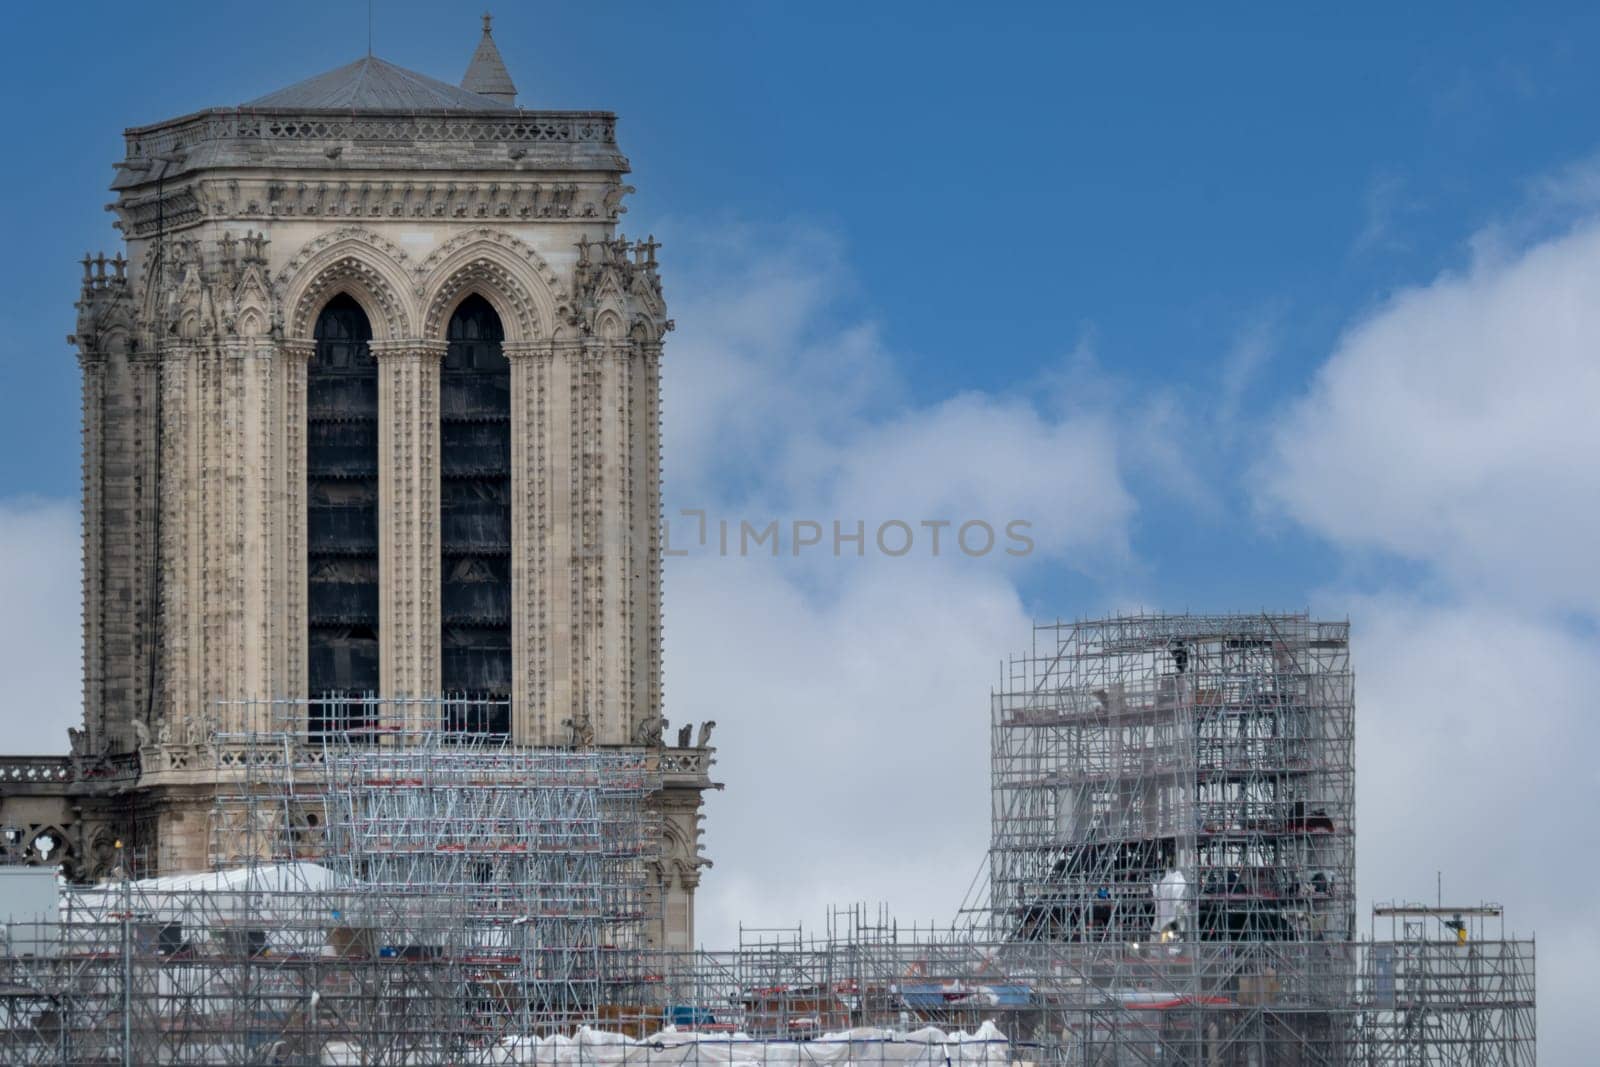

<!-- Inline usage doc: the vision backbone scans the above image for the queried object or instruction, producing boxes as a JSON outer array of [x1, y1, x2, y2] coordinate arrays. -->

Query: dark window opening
[[442, 294, 511, 736], [308, 294, 378, 735]]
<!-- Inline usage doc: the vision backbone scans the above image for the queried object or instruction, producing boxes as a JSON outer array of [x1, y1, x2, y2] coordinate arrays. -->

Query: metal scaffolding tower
[[986, 614, 1355, 949]]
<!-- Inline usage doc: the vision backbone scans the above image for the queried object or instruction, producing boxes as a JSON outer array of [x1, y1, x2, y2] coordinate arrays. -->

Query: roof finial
[[482, 11, 493, 35]]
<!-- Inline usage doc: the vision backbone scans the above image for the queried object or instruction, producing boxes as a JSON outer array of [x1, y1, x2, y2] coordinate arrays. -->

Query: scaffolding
[[0, 901, 1535, 1065], [646, 897, 1533, 1066], [0, 619, 1538, 1065], [0, 698, 663, 1063], [985, 614, 1355, 948], [1361, 904, 1536, 1066]]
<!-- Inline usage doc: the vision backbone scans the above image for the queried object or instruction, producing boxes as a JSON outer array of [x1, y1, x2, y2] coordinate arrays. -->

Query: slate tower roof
[[245, 54, 514, 111], [460, 12, 519, 105]]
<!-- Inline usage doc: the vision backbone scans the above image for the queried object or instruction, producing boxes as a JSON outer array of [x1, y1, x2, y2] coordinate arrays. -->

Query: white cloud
[[657, 222, 1136, 571], [781, 393, 1132, 567], [669, 556, 1022, 942], [658, 223, 899, 509], [649, 222, 1147, 943], [0, 499, 80, 754], [1264, 218, 1600, 616]]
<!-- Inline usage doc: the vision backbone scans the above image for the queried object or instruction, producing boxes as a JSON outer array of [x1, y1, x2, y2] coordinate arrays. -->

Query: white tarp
[[87, 860, 345, 900], [483, 1023, 1011, 1067], [61, 862, 353, 954], [1153, 869, 1188, 934]]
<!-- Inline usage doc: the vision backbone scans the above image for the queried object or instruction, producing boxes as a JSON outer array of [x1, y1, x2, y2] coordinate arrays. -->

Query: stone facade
[[0, 22, 716, 952]]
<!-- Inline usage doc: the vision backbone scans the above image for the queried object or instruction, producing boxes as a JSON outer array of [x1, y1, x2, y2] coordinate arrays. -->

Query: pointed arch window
[[307, 293, 378, 733], [441, 294, 511, 735]]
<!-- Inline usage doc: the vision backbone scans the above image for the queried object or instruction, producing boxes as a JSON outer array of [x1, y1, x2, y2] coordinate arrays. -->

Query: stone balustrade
[[0, 757, 72, 785], [0, 754, 140, 792]]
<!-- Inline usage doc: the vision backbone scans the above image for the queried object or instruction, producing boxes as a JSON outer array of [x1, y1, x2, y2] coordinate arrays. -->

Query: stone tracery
[[417, 227, 562, 341], [279, 229, 416, 341]]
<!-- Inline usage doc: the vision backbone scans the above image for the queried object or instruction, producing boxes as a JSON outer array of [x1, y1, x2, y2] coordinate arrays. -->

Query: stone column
[[281, 340, 314, 714], [77, 347, 107, 748], [157, 339, 200, 736], [550, 339, 580, 744], [374, 339, 444, 723], [595, 341, 629, 745], [573, 340, 608, 742], [631, 341, 665, 741], [212, 339, 244, 727], [131, 347, 162, 740], [507, 339, 555, 743], [188, 337, 245, 738], [598, 337, 665, 745], [75, 279, 158, 755], [231, 338, 281, 714]]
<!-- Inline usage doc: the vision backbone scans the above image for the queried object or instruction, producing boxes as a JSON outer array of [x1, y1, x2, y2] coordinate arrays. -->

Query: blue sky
[[2, 5, 1598, 1061], [7, 3, 1600, 609]]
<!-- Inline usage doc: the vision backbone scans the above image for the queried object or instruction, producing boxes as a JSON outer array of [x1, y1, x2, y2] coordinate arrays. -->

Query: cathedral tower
[[6, 17, 714, 951]]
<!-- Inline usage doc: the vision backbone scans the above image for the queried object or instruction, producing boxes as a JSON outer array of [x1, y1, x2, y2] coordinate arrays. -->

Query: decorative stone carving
[[86, 827, 123, 881], [602, 182, 636, 219], [659, 749, 708, 775], [277, 226, 415, 339], [632, 714, 665, 747], [565, 716, 597, 749], [121, 177, 631, 237], [416, 228, 560, 341], [568, 232, 671, 341]]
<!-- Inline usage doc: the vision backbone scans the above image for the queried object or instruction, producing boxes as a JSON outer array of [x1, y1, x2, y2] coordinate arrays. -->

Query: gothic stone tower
[[12, 19, 715, 950]]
